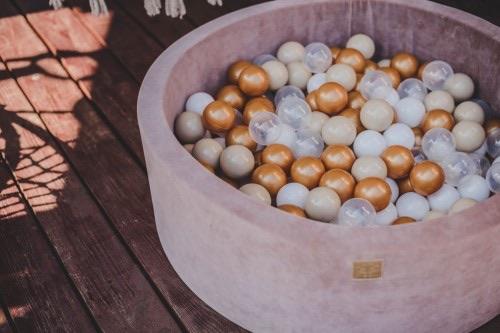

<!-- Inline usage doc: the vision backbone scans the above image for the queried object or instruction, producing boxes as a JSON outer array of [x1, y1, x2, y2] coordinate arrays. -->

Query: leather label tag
[[352, 260, 383, 279]]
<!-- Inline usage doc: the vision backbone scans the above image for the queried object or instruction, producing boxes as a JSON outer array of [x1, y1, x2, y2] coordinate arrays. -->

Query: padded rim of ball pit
[[138, 1, 500, 332]]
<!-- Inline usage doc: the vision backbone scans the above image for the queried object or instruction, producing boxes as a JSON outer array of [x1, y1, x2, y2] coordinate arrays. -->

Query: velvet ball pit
[[137, 0, 500, 332]]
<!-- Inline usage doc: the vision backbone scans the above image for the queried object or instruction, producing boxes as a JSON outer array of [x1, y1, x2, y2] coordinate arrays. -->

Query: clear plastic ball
[[276, 182, 310, 209], [486, 128, 500, 159], [375, 203, 398, 226], [304, 42, 333, 73], [422, 128, 456, 161], [371, 86, 400, 107], [422, 60, 454, 91], [469, 153, 491, 176], [273, 124, 297, 148], [248, 112, 282, 145], [412, 148, 427, 163], [253, 54, 277, 66], [439, 152, 477, 186], [486, 162, 500, 193], [359, 70, 393, 100], [394, 97, 426, 128], [293, 129, 325, 158], [277, 95, 312, 129], [471, 98, 496, 119], [274, 85, 305, 106], [397, 78, 427, 101], [307, 73, 327, 93], [336, 198, 377, 226]]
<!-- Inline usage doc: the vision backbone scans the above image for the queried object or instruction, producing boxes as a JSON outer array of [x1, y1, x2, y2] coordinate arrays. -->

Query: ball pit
[[138, 0, 500, 331]]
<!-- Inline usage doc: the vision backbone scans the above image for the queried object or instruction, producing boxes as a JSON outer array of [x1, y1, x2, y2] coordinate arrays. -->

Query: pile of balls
[[174, 33, 500, 226]]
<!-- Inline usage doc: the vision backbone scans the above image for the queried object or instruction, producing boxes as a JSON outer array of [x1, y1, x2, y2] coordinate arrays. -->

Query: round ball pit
[[138, 1, 500, 332]]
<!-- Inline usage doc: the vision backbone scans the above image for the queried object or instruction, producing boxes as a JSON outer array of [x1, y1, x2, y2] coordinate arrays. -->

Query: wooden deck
[[0, 0, 498, 331]]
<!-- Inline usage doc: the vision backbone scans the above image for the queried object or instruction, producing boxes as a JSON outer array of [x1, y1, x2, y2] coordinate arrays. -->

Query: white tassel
[[49, 0, 64, 9], [145, 0, 162, 16], [207, 0, 223, 6], [89, 0, 109, 15], [165, 0, 186, 19]]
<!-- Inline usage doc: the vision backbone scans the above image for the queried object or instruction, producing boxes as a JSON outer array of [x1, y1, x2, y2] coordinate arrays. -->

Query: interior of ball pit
[[138, 0, 500, 332]]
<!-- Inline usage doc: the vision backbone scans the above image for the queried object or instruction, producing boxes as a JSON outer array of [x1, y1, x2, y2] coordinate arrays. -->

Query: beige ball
[[452, 120, 486, 152], [351, 156, 388, 181], [175, 111, 205, 144], [424, 90, 455, 113], [277, 41, 305, 64], [220, 145, 255, 179], [305, 111, 330, 135], [449, 198, 477, 215], [423, 210, 446, 221], [326, 64, 357, 91], [346, 33, 375, 59], [454, 101, 485, 124], [377, 59, 391, 68], [262, 60, 288, 91], [192, 138, 223, 168], [287, 61, 312, 90], [183, 144, 194, 153], [444, 73, 474, 102], [304, 187, 341, 222], [321, 116, 357, 146], [240, 183, 272, 205], [360, 99, 394, 132]]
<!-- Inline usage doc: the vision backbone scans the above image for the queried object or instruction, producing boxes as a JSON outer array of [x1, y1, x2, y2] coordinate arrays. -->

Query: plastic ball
[[192, 138, 223, 168], [253, 54, 277, 66], [486, 162, 500, 193], [439, 152, 477, 186], [383, 123, 415, 149], [261, 144, 294, 173], [360, 99, 394, 132], [457, 175, 490, 202], [278, 205, 306, 217], [370, 86, 400, 107], [397, 78, 427, 101], [421, 109, 455, 133], [394, 97, 426, 128], [486, 129, 500, 159], [351, 156, 388, 181], [423, 211, 446, 221], [293, 129, 325, 158], [239, 183, 272, 205], [380, 67, 401, 89], [385, 177, 399, 203], [412, 147, 427, 163], [277, 41, 305, 64], [375, 203, 398, 226], [251, 164, 287, 197], [335, 48, 366, 73], [337, 198, 377, 226], [452, 121, 486, 153], [276, 182, 310, 209], [378, 59, 391, 68], [243, 96, 275, 125], [304, 111, 329, 135], [321, 145, 356, 171], [421, 128, 456, 161], [469, 153, 491, 177], [220, 145, 255, 179], [391, 52, 419, 79], [326, 63, 357, 91], [248, 112, 282, 145], [261, 60, 289, 91], [316, 82, 348, 115], [185, 92, 214, 115], [322, 116, 357, 146], [287, 61, 312, 90], [225, 125, 257, 151], [277, 95, 312, 129], [346, 34, 375, 59], [238, 65, 270, 96], [291, 157, 326, 189], [424, 90, 455, 113], [307, 73, 327, 93], [353, 130, 387, 157], [175, 111, 205, 144], [304, 42, 333, 73], [304, 187, 341, 222], [396, 192, 430, 220], [444, 73, 474, 101], [274, 124, 298, 149], [422, 60, 454, 91], [449, 198, 478, 214], [382, 145, 415, 179], [319, 169, 356, 203], [454, 101, 485, 124], [359, 70, 393, 100], [274, 85, 305, 106]]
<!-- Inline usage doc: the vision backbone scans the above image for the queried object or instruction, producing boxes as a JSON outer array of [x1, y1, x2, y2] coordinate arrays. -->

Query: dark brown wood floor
[[0, 0, 498, 332]]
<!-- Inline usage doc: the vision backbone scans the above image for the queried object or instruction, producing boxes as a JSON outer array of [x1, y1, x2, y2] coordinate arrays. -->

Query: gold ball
[[347, 91, 367, 110], [412, 127, 424, 146], [330, 46, 341, 60], [421, 109, 455, 133], [335, 48, 366, 73], [398, 177, 414, 195], [261, 144, 294, 173], [225, 125, 257, 151], [202, 100, 236, 133], [417, 62, 428, 80], [381, 145, 415, 179], [254, 150, 264, 167], [251, 163, 287, 197], [228, 60, 252, 84], [319, 169, 356, 203], [242, 96, 275, 125], [380, 67, 401, 88], [339, 107, 364, 133], [321, 144, 356, 171], [409, 161, 445, 196], [238, 64, 270, 97], [290, 157, 326, 189], [390, 52, 419, 79], [306, 90, 319, 110], [316, 82, 348, 116], [364, 60, 378, 73], [392, 216, 416, 225], [278, 204, 306, 218], [354, 177, 392, 212], [216, 85, 246, 110], [485, 118, 500, 136]]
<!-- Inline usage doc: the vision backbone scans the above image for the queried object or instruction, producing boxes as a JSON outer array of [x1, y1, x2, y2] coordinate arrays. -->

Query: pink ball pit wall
[[138, 1, 500, 332]]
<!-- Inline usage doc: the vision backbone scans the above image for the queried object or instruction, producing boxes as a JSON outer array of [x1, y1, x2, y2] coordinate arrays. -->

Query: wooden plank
[[0, 13, 182, 333], [0, 159, 96, 332]]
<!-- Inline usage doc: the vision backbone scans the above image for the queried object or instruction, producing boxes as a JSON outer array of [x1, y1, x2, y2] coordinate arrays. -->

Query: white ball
[[452, 120, 486, 153], [377, 59, 391, 68], [454, 101, 485, 124], [262, 60, 288, 91], [423, 211, 446, 221], [360, 99, 394, 132], [253, 54, 277, 66], [240, 183, 272, 205], [273, 123, 297, 149], [321, 116, 357, 146], [449, 198, 477, 214], [326, 64, 357, 91], [304, 111, 329, 135], [307, 73, 327, 93], [353, 130, 387, 157], [304, 42, 333, 73], [287, 61, 312, 90], [274, 85, 305, 106], [424, 90, 455, 113], [276, 183, 310, 209], [371, 86, 400, 107], [457, 175, 490, 202], [277, 41, 305, 64], [185, 92, 214, 115], [427, 184, 460, 213], [394, 97, 426, 128], [383, 123, 415, 149], [444, 73, 474, 102], [174, 111, 205, 144], [305, 187, 341, 222], [396, 192, 430, 220], [375, 203, 398, 226], [220, 145, 255, 179], [385, 177, 399, 203], [351, 156, 388, 181], [346, 34, 375, 59]]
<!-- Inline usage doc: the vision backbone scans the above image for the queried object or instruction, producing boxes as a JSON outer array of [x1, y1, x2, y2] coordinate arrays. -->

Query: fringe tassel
[[165, 0, 187, 19], [89, 0, 108, 15], [49, 0, 64, 9], [144, 0, 162, 16]]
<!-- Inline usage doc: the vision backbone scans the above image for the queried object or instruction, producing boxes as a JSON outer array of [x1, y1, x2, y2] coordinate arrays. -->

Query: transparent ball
[[486, 162, 500, 193], [293, 129, 325, 158], [471, 98, 496, 119], [469, 153, 491, 177], [371, 86, 400, 107], [439, 152, 477, 186], [304, 42, 333, 74], [412, 148, 427, 163], [359, 70, 393, 100], [336, 198, 377, 226], [422, 128, 456, 161], [248, 112, 282, 145], [422, 60, 454, 91], [274, 85, 305, 106], [307, 73, 327, 93], [397, 78, 427, 101], [486, 128, 500, 159], [253, 54, 277, 66], [273, 124, 297, 148], [277, 95, 312, 129]]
